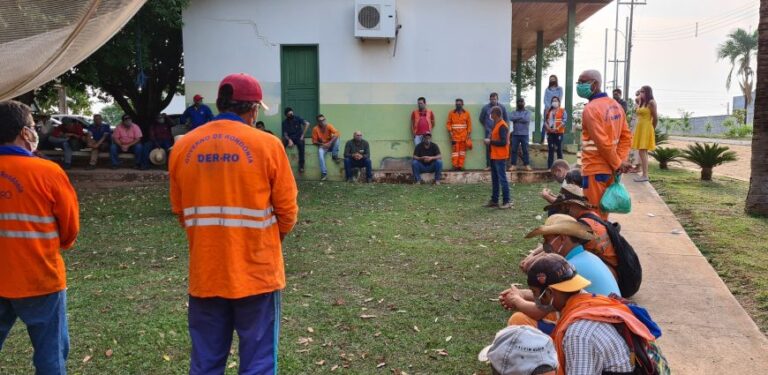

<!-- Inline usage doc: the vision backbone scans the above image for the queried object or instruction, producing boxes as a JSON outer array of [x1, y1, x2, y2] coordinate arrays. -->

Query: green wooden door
[[281, 45, 319, 137]]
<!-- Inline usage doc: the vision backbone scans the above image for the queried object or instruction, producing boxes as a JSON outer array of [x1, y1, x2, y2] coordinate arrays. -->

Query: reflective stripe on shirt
[[183, 206, 273, 219], [185, 216, 277, 229], [0, 213, 56, 223], [0, 230, 59, 239]]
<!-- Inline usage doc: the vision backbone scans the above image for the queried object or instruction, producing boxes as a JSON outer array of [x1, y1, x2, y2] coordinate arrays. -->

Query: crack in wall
[[206, 17, 276, 48]]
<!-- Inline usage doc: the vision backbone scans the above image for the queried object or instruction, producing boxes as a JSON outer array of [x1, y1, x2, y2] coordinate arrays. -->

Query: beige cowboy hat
[[149, 148, 167, 165], [525, 214, 596, 241], [543, 183, 594, 211]]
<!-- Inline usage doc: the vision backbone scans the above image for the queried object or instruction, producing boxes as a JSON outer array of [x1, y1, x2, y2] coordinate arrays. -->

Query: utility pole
[[604, 28, 609, 92], [618, 0, 646, 104], [613, 0, 620, 91]]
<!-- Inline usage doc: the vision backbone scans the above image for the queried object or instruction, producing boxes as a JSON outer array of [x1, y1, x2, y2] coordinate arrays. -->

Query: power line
[[635, 10, 757, 41], [635, 3, 756, 36]]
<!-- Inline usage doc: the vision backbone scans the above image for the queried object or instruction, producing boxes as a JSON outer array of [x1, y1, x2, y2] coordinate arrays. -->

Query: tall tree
[[717, 28, 757, 125], [65, 0, 188, 131], [746, 2, 768, 215]]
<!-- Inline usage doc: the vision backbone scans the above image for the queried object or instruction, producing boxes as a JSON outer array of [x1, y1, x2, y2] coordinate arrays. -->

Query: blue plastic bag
[[600, 174, 631, 213]]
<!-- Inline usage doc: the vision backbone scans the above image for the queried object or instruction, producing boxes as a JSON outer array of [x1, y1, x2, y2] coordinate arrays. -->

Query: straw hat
[[149, 148, 167, 165], [525, 214, 596, 241]]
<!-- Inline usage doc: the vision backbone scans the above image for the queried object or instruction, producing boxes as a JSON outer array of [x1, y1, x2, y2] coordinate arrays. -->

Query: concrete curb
[[611, 178, 768, 374]]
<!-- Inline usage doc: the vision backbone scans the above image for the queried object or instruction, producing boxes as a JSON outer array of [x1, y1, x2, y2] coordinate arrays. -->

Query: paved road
[[613, 179, 768, 374], [670, 135, 751, 146], [663, 138, 751, 181]]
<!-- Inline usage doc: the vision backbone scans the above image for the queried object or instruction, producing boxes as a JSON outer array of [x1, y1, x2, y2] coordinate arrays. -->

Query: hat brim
[[543, 199, 593, 212], [549, 273, 591, 292], [477, 344, 492, 362], [524, 222, 596, 241]]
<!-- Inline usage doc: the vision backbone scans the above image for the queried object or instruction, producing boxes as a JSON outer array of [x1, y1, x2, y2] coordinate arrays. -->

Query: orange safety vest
[[0, 146, 79, 298], [490, 120, 510, 160], [580, 214, 618, 274], [445, 110, 472, 141], [581, 95, 632, 175], [169, 115, 299, 299], [545, 108, 566, 134], [411, 109, 434, 135]]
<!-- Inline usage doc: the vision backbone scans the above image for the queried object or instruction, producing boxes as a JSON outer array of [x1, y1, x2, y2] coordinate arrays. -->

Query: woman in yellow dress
[[631, 85, 657, 182]]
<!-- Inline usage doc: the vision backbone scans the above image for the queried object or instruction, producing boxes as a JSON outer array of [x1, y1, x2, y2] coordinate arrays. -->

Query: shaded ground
[[0, 181, 553, 374], [650, 164, 768, 335], [665, 137, 751, 181]]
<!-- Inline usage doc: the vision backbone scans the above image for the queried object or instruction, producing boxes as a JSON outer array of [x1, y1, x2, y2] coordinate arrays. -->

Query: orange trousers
[[583, 174, 615, 221], [451, 140, 467, 169]]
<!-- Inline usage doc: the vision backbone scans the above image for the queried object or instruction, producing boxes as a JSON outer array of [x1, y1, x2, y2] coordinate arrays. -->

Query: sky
[[527, 0, 759, 117]]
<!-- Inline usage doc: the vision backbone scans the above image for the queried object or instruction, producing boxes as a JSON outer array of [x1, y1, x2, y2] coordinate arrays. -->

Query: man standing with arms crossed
[[576, 70, 632, 220], [170, 73, 299, 374], [0, 101, 80, 374]]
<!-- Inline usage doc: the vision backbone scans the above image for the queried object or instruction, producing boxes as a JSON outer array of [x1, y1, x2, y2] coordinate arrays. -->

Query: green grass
[[649, 165, 768, 334], [1, 181, 552, 374]]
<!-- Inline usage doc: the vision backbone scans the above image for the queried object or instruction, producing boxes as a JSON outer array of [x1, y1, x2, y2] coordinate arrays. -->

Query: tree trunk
[[702, 167, 713, 181], [660, 160, 668, 169], [746, 1, 768, 214]]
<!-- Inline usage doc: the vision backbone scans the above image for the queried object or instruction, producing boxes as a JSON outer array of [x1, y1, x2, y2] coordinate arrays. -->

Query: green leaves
[[649, 147, 683, 169], [682, 142, 737, 180]]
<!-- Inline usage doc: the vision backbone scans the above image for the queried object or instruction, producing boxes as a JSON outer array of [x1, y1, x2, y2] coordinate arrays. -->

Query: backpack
[[578, 212, 643, 298], [612, 323, 671, 375]]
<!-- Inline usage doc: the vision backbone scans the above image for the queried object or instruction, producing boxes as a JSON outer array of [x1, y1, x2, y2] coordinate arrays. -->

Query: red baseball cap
[[218, 73, 269, 111], [193, 94, 203, 102]]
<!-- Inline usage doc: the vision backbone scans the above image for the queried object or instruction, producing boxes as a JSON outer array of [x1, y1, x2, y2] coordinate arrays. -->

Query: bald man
[[576, 70, 632, 220]]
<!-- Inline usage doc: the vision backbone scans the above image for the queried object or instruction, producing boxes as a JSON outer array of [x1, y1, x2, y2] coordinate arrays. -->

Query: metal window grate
[[357, 5, 380, 29]]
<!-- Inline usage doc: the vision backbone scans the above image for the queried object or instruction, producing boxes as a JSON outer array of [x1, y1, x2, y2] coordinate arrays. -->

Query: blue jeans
[[189, 292, 280, 375], [48, 136, 72, 164], [547, 133, 564, 169], [411, 159, 443, 182], [110, 143, 146, 168], [0, 290, 69, 374], [490, 159, 510, 204], [344, 157, 373, 180], [510, 135, 530, 166], [317, 139, 340, 175]]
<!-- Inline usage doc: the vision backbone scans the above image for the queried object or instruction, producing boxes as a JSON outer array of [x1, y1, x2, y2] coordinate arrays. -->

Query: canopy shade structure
[[0, 0, 147, 101], [511, 0, 612, 68]]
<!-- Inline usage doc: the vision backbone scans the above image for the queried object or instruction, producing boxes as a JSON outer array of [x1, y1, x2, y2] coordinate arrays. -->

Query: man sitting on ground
[[478, 325, 558, 375], [545, 187, 618, 277], [311, 114, 340, 181], [343, 131, 372, 183], [411, 132, 443, 185], [85, 114, 112, 169], [524, 254, 656, 375], [499, 214, 620, 331]]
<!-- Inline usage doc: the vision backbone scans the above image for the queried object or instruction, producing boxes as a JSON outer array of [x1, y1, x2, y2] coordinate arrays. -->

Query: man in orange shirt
[[169, 73, 298, 374], [446, 98, 472, 171], [576, 70, 632, 220], [0, 100, 80, 374], [311, 114, 341, 181]]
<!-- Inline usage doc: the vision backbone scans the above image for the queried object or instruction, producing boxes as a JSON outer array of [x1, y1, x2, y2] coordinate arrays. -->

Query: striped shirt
[[563, 319, 634, 375]]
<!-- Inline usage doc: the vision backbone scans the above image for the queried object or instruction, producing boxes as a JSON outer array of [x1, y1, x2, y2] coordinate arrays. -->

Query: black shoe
[[110, 164, 119, 170], [62, 163, 72, 170], [85, 164, 96, 170], [320, 174, 327, 181], [332, 156, 340, 162], [366, 178, 372, 183], [299, 168, 305, 173], [484, 200, 499, 208]]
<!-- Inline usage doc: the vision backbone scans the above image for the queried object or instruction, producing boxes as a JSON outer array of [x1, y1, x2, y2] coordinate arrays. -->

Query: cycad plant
[[649, 147, 682, 169], [682, 142, 737, 181], [654, 127, 669, 146]]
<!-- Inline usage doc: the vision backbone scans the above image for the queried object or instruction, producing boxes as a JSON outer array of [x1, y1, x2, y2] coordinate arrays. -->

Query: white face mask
[[25, 127, 39, 152], [552, 102, 560, 108]]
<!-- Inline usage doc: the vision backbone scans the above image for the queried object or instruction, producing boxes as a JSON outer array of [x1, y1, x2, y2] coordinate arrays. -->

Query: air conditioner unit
[[354, 0, 396, 39]]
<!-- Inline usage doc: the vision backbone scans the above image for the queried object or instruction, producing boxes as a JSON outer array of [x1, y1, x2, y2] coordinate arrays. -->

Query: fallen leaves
[[377, 362, 387, 368], [315, 359, 326, 366], [412, 325, 420, 333], [82, 355, 93, 363], [162, 354, 171, 361], [359, 314, 377, 319], [105, 349, 113, 358], [307, 327, 315, 333]]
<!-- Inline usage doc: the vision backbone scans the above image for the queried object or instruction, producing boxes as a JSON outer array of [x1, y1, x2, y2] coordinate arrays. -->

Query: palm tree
[[746, 1, 768, 215], [717, 28, 757, 125], [649, 147, 682, 169], [682, 143, 738, 181]]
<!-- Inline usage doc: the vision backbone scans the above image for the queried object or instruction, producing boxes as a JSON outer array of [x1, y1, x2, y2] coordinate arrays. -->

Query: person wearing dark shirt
[[255, 121, 274, 135], [85, 114, 112, 169], [613, 89, 628, 114], [281, 107, 310, 173], [180, 94, 214, 131], [343, 131, 373, 183], [49, 118, 87, 169], [144, 113, 174, 166], [411, 132, 443, 185]]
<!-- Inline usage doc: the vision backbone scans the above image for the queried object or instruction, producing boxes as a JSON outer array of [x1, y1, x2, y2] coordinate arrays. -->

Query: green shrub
[[682, 142, 738, 180], [649, 147, 682, 169], [725, 123, 753, 138], [655, 128, 669, 146]]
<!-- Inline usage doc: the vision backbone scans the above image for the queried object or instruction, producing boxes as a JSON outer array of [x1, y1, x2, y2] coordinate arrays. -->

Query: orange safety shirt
[[581, 94, 632, 175], [490, 120, 510, 160], [311, 123, 340, 144], [445, 110, 473, 141], [545, 108, 566, 134], [169, 113, 299, 299], [0, 145, 79, 298]]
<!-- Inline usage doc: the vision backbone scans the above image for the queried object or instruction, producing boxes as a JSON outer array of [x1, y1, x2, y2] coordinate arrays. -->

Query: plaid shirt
[[563, 320, 634, 375]]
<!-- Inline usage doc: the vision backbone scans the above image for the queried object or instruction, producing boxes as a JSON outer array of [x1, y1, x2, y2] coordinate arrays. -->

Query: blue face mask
[[576, 82, 595, 99]]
